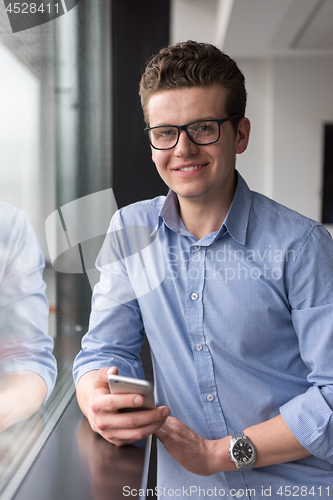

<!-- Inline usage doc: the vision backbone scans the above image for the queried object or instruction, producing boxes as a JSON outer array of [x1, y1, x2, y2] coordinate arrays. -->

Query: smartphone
[[108, 374, 155, 410]]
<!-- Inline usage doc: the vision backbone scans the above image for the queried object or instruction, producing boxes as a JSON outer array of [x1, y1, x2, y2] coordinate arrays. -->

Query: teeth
[[178, 165, 203, 171]]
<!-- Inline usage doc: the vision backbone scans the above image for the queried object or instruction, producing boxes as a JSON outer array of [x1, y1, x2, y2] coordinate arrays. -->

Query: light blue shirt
[[74, 172, 333, 498], [0, 202, 57, 400]]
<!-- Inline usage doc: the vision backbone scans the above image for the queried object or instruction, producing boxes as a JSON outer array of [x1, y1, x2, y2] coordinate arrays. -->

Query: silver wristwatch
[[228, 431, 256, 471]]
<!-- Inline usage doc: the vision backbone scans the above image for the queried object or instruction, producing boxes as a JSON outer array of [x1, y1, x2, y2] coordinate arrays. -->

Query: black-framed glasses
[[144, 115, 238, 150]]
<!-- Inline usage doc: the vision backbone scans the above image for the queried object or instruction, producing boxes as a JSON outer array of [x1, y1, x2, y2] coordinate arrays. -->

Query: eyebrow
[[150, 117, 221, 127]]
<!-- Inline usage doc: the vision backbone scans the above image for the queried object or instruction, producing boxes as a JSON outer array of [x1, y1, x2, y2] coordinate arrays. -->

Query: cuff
[[280, 385, 333, 463]]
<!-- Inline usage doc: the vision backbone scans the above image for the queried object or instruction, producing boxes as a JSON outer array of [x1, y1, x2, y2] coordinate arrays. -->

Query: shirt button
[[196, 344, 203, 351], [191, 293, 198, 301], [206, 394, 214, 402], [194, 245, 201, 251], [235, 492, 244, 499]]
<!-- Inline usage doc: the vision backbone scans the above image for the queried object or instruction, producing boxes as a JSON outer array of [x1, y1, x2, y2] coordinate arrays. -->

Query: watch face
[[233, 440, 254, 464]]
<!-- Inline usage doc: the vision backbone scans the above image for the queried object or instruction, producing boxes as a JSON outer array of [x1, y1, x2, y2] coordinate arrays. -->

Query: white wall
[[234, 59, 272, 197], [236, 56, 333, 227]]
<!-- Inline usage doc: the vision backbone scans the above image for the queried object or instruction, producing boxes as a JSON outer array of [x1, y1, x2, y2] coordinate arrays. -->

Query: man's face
[[147, 85, 250, 206]]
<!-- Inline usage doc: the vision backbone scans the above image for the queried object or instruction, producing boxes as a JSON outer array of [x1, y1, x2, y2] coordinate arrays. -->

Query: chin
[[177, 189, 209, 200]]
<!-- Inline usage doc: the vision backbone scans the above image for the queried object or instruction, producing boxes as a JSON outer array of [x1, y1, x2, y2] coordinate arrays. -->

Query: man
[[74, 41, 333, 498]]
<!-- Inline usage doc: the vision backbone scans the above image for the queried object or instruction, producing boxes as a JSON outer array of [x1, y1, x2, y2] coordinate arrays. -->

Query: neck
[[178, 180, 237, 240]]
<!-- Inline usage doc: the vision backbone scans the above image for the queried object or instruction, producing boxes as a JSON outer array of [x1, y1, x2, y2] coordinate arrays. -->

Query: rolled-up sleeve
[[0, 205, 57, 401], [280, 225, 333, 462]]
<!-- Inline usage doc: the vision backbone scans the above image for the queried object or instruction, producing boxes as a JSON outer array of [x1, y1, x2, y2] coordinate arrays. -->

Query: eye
[[198, 123, 215, 133], [156, 127, 177, 138], [189, 121, 216, 136]]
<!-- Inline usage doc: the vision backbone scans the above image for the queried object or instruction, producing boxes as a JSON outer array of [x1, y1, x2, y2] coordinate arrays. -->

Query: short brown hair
[[139, 40, 247, 131]]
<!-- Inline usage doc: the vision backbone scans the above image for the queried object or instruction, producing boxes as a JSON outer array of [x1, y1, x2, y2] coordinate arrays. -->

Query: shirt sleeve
[[73, 209, 146, 385], [0, 207, 57, 401], [280, 224, 333, 463]]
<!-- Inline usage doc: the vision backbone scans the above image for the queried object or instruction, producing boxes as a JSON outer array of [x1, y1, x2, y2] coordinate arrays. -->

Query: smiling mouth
[[176, 164, 207, 171]]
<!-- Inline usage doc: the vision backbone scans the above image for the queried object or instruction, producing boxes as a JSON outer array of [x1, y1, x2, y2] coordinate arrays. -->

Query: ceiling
[[1, 0, 333, 75], [171, 0, 333, 58]]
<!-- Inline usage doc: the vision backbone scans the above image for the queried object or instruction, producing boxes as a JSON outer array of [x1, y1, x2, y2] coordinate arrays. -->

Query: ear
[[235, 117, 251, 155]]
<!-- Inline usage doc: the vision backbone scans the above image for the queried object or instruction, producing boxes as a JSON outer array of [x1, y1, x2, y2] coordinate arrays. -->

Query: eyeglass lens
[[149, 120, 220, 149]]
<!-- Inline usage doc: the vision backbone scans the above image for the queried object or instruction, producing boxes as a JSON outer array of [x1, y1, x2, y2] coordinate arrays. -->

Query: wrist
[[209, 436, 237, 474]]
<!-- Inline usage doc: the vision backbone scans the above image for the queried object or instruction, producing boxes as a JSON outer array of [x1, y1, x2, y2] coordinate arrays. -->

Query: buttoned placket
[[185, 242, 253, 499], [185, 243, 228, 440]]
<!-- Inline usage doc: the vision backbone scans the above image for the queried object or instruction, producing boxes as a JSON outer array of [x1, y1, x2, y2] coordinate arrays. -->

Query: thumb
[[97, 366, 118, 386], [106, 366, 118, 376]]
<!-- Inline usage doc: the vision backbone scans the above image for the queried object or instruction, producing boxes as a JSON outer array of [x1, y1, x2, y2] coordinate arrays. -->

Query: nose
[[174, 130, 199, 157]]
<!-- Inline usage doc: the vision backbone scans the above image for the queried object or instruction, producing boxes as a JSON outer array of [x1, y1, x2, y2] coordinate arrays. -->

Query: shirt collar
[[158, 190, 181, 233], [222, 171, 252, 246], [157, 171, 253, 246]]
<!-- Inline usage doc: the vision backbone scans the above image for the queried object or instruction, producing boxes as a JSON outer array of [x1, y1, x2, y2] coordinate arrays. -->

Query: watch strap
[[231, 431, 246, 440], [229, 431, 256, 471]]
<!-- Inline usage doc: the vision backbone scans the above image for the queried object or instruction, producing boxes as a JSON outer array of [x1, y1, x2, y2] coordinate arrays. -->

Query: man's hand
[[155, 414, 312, 476], [155, 416, 233, 476], [76, 367, 170, 446]]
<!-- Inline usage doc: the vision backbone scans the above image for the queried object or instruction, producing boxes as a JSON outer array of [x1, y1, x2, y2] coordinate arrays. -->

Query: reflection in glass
[[0, 1, 57, 437], [0, 206, 57, 432], [0, 0, 112, 496], [0, 6, 60, 493]]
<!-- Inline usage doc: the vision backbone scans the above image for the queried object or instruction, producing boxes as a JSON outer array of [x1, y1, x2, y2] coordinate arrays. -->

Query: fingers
[[94, 367, 146, 411], [105, 405, 170, 429], [96, 406, 170, 446], [154, 426, 169, 442], [103, 409, 169, 446], [154, 416, 178, 443], [91, 391, 145, 414], [96, 405, 170, 432], [87, 367, 171, 446]]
